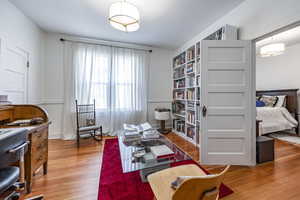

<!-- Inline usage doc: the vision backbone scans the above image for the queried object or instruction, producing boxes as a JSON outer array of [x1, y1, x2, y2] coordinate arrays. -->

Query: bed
[[256, 89, 299, 136]]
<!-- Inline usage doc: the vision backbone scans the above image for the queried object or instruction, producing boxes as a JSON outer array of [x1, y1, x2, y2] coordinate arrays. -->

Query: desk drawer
[[30, 127, 48, 172], [31, 128, 48, 144]]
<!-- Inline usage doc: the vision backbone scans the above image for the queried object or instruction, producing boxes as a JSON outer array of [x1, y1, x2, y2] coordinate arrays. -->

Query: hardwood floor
[[24, 138, 105, 200], [25, 133, 300, 200]]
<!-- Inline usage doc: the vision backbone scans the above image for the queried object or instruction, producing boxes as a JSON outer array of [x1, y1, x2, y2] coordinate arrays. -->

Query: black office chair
[[0, 129, 43, 200]]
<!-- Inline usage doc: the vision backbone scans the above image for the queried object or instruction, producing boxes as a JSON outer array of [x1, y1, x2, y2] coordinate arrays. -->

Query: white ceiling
[[256, 25, 300, 49], [9, 0, 245, 49]]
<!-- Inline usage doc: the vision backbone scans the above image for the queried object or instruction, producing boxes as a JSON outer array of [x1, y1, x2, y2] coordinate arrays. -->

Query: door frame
[[17, 47, 30, 104], [252, 20, 300, 165], [250, 40, 256, 166], [254, 20, 300, 43]]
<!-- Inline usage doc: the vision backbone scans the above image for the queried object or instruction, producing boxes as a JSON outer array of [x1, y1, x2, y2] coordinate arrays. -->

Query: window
[[75, 45, 147, 112]]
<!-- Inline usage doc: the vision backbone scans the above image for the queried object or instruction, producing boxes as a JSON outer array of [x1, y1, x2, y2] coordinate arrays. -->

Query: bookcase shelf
[[172, 24, 237, 146]]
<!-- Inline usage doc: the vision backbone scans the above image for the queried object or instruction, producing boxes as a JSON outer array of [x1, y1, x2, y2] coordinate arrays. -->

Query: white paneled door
[[0, 39, 28, 104], [200, 40, 255, 166]]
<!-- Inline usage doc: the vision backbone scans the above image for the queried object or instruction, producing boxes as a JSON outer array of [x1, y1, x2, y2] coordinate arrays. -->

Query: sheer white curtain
[[62, 42, 148, 139]]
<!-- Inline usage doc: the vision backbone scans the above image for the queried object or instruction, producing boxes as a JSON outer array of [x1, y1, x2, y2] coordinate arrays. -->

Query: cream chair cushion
[[148, 164, 206, 200]]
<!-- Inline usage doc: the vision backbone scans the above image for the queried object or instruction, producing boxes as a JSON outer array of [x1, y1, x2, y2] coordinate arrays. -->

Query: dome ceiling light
[[260, 43, 285, 57], [109, 0, 140, 32]]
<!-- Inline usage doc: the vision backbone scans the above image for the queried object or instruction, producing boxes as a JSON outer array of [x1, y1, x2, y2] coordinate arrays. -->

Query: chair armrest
[[8, 141, 29, 153]]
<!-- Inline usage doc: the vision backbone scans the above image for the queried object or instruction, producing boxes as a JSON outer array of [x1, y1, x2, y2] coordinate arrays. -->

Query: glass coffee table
[[118, 131, 192, 182]]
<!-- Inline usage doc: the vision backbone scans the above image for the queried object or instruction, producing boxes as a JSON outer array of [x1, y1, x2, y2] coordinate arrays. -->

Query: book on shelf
[[186, 77, 195, 88], [187, 46, 195, 62], [196, 124, 200, 144], [174, 79, 185, 88], [187, 101, 195, 110], [196, 42, 200, 57], [187, 126, 195, 139], [173, 52, 186, 67], [186, 90, 195, 100], [172, 101, 185, 114], [196, 75, 200, 86], [196, 103, 201, 121], [173, 67, 185, 79], [187, 111, 195, 124], [173, 119, 185, 133], [174, 91, 185, 100], [204, 27, 225, 40], [196, 87, 200, 100], [186, 63, 194, 73]]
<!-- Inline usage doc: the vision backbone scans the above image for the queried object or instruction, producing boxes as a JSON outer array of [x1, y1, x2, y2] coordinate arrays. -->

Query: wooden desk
[[0, 105, 51, 193]]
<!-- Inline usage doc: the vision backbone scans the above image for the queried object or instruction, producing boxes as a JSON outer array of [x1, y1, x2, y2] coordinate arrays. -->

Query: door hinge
[[26, 61, 30, 68]]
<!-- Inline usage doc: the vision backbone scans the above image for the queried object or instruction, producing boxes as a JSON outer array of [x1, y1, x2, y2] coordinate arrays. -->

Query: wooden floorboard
[[24, 133, 300, 200]]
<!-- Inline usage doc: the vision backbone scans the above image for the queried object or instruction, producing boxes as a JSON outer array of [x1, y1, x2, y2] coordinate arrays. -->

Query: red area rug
[[98, 138, 233, 200]]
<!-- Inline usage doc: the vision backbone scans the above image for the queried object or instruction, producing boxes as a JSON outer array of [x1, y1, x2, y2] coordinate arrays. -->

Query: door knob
[[202, 105, 207, 117]]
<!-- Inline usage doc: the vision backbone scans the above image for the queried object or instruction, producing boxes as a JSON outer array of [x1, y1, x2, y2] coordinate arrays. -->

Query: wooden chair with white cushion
[[148, 164, 230, 200], [75, 99, 103, 148]]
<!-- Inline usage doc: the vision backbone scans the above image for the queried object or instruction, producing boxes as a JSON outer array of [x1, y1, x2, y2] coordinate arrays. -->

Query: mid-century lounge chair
[[148, 164, 230, 200]]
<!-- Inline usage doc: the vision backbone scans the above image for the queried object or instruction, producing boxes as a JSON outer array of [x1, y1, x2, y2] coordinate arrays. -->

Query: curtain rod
[[60, 38, 152, 53]]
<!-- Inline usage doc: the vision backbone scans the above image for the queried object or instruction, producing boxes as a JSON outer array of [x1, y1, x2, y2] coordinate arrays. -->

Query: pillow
[[256, 96, 261, 101], [275, 95, 286, 107], [256, 100, 265, 107], [260, 95, 278, 107]]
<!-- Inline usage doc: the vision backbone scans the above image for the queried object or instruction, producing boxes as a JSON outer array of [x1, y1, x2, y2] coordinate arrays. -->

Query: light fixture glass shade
[[260, 43, 285, 57], [109, 1, 140, 32]]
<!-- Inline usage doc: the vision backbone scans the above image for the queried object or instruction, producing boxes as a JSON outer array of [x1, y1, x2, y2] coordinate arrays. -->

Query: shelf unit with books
[[171, 24, 238, 147]]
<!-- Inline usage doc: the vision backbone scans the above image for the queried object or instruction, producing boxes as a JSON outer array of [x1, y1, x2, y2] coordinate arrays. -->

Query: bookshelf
[[172, 24, 237, 146]]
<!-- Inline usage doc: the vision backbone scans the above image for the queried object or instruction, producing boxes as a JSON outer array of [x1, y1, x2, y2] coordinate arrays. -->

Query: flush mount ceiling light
[[109, 0, 140, 32], [260, 43, 285, 57]]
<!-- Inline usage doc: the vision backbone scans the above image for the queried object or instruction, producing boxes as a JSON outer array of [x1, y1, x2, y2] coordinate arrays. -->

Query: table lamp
[[155, 108, 171, 134]]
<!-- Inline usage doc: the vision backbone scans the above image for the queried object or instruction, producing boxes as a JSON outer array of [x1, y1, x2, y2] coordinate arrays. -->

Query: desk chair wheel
[[10, 193, 20, 200]]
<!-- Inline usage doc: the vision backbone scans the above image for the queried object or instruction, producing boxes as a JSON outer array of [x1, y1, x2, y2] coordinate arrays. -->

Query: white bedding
[[256, 107, 298, 135]]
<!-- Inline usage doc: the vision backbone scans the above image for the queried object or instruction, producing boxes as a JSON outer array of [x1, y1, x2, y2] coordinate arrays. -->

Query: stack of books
[[123, 122, 152, 133], [142, 130, 160, 140], [123, 131, 141, 142], [150, 145, 175, 162], [123, 122, 154, 143]]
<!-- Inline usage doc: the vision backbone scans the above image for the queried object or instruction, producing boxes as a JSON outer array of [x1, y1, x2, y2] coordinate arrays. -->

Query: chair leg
[[91, 126, 103, 142], [25, 194, 44, 200], [77, 130, 80, 148], [100, 126, 103, 140]]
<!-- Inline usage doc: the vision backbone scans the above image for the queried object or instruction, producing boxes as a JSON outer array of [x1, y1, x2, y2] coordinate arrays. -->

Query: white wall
[[176, 0, 300, 54], [42, 32, 174, 138], [0, 0, 45, 104], [256, 43, 300, 90]]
